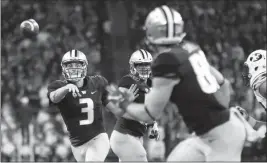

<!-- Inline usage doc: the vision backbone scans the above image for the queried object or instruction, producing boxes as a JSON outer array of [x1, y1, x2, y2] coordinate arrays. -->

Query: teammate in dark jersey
[[110, 49, 159, 161], [106, 6, 248, 161], [47, 49, 122, 161]]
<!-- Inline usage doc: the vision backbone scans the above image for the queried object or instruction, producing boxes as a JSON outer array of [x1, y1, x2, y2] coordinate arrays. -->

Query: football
[[20, 19, 39, 37]]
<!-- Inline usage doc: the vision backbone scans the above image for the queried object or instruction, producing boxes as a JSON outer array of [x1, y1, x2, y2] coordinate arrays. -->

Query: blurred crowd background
[[1, 0, 266, 162]]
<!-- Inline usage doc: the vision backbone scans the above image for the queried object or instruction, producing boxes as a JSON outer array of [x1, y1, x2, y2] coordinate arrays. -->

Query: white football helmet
[[129, 49, 153, 80], [144, 5, 186, 45], [243, 49, 266, 87], [61, 49, 88, 82]]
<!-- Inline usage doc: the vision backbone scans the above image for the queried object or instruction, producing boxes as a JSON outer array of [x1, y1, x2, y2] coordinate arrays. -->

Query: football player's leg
[[200, 110, 246, 161], [222, 111, 246, 160], [167, 137, 207, 161], [85, 133, 110, 161], [70, 144, 85, 162], [84, 148, 94, 161], [110, 130, 147, 161]]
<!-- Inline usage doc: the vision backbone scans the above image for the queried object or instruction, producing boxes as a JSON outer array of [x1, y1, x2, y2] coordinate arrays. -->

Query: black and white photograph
[[1, 0, 266, 162]]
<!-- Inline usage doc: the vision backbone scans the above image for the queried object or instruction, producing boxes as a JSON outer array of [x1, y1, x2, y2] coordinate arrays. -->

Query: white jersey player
[[238, 49, 266, 139], [244, 49, 266, 109]]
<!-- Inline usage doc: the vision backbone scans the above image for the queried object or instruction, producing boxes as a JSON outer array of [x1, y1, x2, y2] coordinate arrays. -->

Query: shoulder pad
[[181, 40, 201, 54], [90, 75, 108, 89], [118, 74, 136, 88], [129, 74, 141, 82]]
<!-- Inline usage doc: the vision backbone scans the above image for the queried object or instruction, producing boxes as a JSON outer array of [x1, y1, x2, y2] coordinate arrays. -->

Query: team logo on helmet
[[243, 49, 266, 87]]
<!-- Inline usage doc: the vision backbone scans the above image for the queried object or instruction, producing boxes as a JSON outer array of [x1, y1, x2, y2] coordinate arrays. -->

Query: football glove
[[148, 122, 160, 140]]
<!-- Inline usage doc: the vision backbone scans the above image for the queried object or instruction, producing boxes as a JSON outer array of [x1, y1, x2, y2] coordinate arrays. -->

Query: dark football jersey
[[114, 74, 151, 137], [151, 41, 230, 135], [47, 75, 109, 147]]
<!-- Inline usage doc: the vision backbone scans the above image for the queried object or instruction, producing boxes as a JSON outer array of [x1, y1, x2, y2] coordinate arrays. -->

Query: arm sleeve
[[118, 76, 135, 89]]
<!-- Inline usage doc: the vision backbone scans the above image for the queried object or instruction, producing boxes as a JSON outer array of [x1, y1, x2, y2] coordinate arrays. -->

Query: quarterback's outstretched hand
[[65, 83, 81, 98]]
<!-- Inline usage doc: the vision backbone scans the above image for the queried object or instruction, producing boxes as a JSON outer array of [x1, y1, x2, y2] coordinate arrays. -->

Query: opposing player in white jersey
[[238, 50, 266, 126], [106, 5, 250, 161], [238, 49, 266, 145], [243, 49, 266, 109]]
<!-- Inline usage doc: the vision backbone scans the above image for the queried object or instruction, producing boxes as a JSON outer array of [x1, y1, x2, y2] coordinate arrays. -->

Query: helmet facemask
[[242, 63, 252, 87], [130, 62, 151, 81], [61, 60, 87, 82]]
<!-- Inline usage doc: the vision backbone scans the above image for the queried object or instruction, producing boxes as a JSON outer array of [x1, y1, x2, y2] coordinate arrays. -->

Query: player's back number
[[189, 50, 219, 94]]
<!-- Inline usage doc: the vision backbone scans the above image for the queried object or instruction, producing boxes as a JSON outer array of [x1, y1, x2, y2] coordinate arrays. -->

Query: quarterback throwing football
[[239, 49, 266, 152], [47, 49, 123, 161]]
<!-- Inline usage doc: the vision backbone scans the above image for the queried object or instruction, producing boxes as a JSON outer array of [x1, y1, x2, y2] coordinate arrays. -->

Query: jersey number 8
[[189, 50, 220, 94], [79, 98, 94, 125]]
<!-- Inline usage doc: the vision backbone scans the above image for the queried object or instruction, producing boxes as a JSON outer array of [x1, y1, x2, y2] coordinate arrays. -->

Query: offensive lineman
[[110, 49, 159, 161], [106, 6, 249, 161], [47, 49, 121, 161]]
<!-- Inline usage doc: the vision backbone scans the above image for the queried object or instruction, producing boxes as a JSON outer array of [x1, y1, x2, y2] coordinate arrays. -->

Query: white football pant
[[110, 130, 147, 161], [167, 109, 247, 161], [70, 133, 110, 161]]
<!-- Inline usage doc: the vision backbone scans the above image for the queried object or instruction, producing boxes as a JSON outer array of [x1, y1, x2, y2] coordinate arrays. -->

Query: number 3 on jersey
[[79, 98, 94, 125], [189, 50, 220, 94]]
